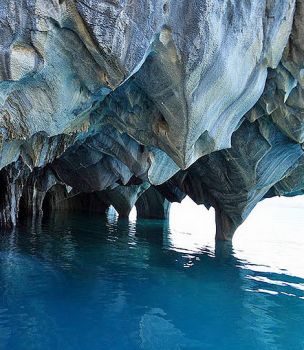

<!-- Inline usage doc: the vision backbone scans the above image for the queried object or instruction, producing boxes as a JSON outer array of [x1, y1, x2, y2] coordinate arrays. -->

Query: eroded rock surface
[[0, 0, 304, 239]]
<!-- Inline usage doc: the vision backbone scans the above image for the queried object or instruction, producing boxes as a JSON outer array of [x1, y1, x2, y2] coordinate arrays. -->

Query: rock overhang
[[0, 0, 303, 240]]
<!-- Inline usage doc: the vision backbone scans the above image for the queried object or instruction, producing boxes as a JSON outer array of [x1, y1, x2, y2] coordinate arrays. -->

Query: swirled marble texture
[[0, 0, 303, 239]]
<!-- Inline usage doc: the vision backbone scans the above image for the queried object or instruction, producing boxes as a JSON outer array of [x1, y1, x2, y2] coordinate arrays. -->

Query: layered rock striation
[[0, 0, 303, 239]]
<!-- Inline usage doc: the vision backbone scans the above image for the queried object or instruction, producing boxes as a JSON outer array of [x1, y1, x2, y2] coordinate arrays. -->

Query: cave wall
[[136, 186, 170, 219], [0, 0, 303, 239]]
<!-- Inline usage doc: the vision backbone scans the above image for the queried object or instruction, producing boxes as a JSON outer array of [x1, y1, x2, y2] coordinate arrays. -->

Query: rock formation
[[0, 0, 303, 239]]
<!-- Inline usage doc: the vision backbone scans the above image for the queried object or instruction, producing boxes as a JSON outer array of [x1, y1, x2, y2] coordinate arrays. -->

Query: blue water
[[0, 198, 304, 350]]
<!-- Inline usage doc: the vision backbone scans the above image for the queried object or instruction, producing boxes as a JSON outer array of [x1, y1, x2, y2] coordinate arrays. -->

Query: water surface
[[0, 197, 303, 350]]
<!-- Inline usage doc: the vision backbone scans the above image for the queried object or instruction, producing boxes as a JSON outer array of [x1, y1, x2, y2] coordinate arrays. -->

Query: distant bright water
[[0, 196, 304, 350]]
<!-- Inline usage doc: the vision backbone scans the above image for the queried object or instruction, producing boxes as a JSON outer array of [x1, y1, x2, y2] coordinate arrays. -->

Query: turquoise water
[[0, 198, 304, 350]]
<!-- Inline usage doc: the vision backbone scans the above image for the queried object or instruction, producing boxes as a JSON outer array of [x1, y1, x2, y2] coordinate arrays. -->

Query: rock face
[[0, 0, 303, 239]]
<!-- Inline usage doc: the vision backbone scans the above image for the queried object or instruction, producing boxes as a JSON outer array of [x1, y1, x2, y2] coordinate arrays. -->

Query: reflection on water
[[170, 196, 304, 278], [0, 197, 303, 349]]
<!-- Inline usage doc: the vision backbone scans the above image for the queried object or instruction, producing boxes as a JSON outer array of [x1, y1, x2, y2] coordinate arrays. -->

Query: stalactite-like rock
[[136, 187, 170, 219], [100, 183, 150, 217], [168, 117, 303, 239], [0, 0, 304, 240]]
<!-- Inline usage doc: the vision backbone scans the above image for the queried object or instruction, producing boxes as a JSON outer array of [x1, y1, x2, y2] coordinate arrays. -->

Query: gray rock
[[136, 186, 171, 219], [0, 0, 304, 240], [168, 117, 303, 239]]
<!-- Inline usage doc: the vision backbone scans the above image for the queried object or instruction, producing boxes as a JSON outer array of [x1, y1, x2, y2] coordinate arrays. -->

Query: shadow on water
[[0, 212, 303, 350]]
